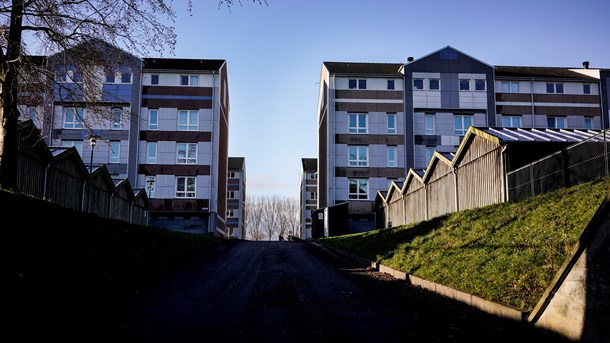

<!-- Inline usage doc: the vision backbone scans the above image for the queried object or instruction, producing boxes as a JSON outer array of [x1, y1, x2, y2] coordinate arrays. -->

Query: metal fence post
[[605, 130, 609, 178], [530, 163, 535, 197]]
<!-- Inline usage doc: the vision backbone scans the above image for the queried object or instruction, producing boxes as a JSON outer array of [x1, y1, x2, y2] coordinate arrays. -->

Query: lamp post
[[86, 134, 99, 212]]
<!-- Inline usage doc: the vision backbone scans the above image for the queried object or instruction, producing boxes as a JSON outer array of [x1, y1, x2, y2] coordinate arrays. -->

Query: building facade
[[317, 45, 610, 235], [227, 157, 246, 239], [299, 158, 317, 239], [18, 40, 230, 237]]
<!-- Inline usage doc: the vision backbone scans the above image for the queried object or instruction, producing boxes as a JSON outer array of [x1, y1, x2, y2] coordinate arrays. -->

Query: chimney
[[407, 56, 414, 63], [583, 61, 590, 69]]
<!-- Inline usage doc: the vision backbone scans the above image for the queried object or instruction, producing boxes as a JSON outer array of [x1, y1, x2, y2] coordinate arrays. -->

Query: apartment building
[[299, 158, 317, 239], [317, 62, 406, 232], [317, 45, 610, 235], [227, 157, 246, 239], [18, 39, 230, 237]]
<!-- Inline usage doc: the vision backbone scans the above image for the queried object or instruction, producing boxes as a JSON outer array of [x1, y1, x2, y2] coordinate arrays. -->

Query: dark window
[[475, 79, 486, 91], [387, 80, 395, 90], [546, 83, 554, 93], [358, 79, 367, 89], [348, 79, 357, 89], [429, 79, 440, 90], [151, 74, 159, 85], [413, 79, 424, 90], [555, 84, 564, 93], [583, 84, 591, 94]]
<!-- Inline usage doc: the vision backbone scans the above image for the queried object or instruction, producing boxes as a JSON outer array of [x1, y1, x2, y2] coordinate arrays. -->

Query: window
[[387, 146, 397, 167], [348, 145, 368, 167], [348, 179, 368, 200], [148, 109, 158, 130], [546, 83, 564, 94], [429, 79, 440, 90], [145, 176, 156, 198], [584, 117, 593, 129], [425, 114, 435, 135], [105, 71, 116, 83], [583, 84, 591, 94], [348, 79, 366, 89], [387, 80, 395, 90], [227, 209, 235, 217], [454, 114, 472, 135], [413, 79, 424, 90], [311, 192, 317, 200], [61, 140, 83, 157], [227, 191, 236, 199], [177, 143, 197, 164], [387, 113, 396, 134], [63, 108, 84, 129], [176, 176, 196, 198], [178, 110, 198, 131], [547, 116, 566, 129], [147, 142, 157, 164], [151, 74, 159, 85], [120, 72, 132, 84], [111, 108, 121, 130], [109, 141, 120, 163], [501, 81, 519, 93], [459, 79, 470, 91], [502, 115, 521, 128], [228, 172, 236, 178], [475, 79, 486, 91], [25, 107, 37, 121], [426, 147, 435, 165], [348, 113, 367, 134], [180, 75, 199, 86]]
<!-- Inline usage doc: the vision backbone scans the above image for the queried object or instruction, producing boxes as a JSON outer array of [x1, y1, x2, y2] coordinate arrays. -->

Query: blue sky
[[168, 0, 610, 199]]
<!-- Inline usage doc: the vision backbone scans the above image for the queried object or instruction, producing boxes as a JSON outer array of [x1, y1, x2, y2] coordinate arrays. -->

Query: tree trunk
[[0, 0, 24, 191]]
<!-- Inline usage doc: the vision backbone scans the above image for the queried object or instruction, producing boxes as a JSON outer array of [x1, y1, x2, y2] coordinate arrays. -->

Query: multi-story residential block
[[18, 39, 230, 237], [317, 62, 406, 232], [299, 158, 317, 239], [317, 45, 610, 235], [227, 157, 246, 239]]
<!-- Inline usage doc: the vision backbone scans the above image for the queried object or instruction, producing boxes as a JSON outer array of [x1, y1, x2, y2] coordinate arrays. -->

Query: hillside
[[319, 178, 610, 312]]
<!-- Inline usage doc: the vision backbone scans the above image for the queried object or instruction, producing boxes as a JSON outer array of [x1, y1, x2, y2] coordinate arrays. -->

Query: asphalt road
[[16, 240, 570, 342]]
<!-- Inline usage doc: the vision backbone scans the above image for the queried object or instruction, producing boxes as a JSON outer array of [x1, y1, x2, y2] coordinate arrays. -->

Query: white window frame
[[348, 113, 367, 134], [61, 140, 83, 157], [547, 116, 566, 129], [348, 179, 368, 200], [109, 141, 120, 164], [459, 79, 470, 91], [387, 146, 397, 167], [429, 79, 440, 90], [175, 176, 196, 198], [454, 114, 472, 135], [111, 108, 122, 130], [501, 81, 519, 93], [227, 209, 236, 218], [546, 83, 564, 94], [502, 115, 521, 128], [178, 110, 198, 131], [147, 142, 157, 164], [425, 114, 435, 135], [180, 75, 199, 86], [348, 145, 368, 167], [63, 108, 85, 129], [227, 191, 236, 199], [475, 79, 486, 91], [120, 72, 132, 84], [176, 143, 197, 164], [387, 113, 396, 134], [228, 172, 236, 178], [413, 79, 424, 90], [148, 109, 158, 130]]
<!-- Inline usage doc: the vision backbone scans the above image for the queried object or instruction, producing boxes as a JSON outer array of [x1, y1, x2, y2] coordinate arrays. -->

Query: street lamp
[[86, 133, 99, 212], [145, 177, 155, 199]]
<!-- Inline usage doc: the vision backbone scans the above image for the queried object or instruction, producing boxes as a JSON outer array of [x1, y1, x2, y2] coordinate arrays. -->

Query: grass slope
[[319, 178, 610, 312]]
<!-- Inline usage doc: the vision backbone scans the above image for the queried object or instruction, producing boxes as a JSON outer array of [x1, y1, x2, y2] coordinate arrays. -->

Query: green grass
[[319, 178, 610, 312]]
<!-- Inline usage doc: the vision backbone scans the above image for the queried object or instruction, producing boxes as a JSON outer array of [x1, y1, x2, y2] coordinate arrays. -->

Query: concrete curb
[[316, 241, 528, 322]]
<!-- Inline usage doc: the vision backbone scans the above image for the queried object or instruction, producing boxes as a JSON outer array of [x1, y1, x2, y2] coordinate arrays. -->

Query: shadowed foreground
[[9, 240, 568, 342]]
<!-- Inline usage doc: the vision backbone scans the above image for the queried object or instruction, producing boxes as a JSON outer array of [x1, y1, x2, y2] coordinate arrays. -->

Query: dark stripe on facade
[[335, 134, 404, 145], [148, 198, 209, 212], [142, 98, 212, 109], [336, 102, 403, 112], [496, 93, 600, 104], [139, 164, 211, 175], [496, 105, 601, 116], [140, 131, 212, 142], [142, 86, 213, 97], [335, 167, 405, 178], [335, 90, 403, 100]]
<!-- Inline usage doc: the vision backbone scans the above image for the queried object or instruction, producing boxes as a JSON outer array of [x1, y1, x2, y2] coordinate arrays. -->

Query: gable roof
[[404, 45, 494, 70], [323, 61, 403, 76]]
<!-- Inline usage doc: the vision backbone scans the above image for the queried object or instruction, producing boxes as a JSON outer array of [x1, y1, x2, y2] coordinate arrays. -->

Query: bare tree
[[277, 196, 298, 240], [0, 0, 266, 190], [245, 194, 265, 241]]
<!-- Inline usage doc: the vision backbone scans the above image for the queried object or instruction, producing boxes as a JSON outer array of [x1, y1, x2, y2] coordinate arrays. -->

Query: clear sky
[[164, 0, 610, 199]]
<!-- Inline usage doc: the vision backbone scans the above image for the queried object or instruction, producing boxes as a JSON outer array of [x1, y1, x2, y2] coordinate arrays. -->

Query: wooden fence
[[15, 120, 149, 225]]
